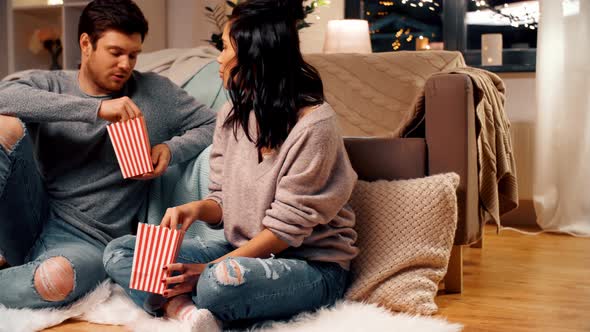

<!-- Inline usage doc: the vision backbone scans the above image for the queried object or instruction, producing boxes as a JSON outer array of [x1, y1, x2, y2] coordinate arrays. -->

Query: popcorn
[[130, 223, 184, 294], [107, 117, 154, 179]]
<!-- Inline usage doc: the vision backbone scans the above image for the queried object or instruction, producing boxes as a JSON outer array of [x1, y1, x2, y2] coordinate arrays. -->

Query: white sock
[[165, 295, 222, 332], [165, 295, 197, 320], [186, 308, 222, 332]]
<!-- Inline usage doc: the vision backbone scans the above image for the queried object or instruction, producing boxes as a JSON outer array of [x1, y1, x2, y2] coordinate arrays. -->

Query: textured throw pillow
[[345, 173, 459, 315]]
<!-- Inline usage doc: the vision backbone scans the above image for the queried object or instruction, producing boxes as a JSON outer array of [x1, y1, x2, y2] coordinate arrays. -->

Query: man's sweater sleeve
[[156, 76, 216, 165], [0, 71, 100, 123], [262, 120, 358, 247]]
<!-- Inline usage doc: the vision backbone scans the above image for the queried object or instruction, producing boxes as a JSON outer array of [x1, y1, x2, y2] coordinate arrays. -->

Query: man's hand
[[98, 97, 142, 122], [161, 263, 207, 298], [131, 144, 171, 180]]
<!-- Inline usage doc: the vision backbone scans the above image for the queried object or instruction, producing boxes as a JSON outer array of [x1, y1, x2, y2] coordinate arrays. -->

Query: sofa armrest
[[425, 73, 479, 245]]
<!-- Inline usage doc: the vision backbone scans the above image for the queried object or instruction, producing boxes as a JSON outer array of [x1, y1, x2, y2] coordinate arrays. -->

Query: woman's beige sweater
[[206, 103, 359, 269]]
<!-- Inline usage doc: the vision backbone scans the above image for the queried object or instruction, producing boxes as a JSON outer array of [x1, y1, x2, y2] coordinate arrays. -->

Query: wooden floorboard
[[436, 225, 590, 332], [45, 225, 590, 331]]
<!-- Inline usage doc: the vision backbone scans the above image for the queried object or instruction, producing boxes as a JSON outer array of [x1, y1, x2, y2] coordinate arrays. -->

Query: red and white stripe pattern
[[107, 117, 154, 179], [130, 223, 184, 294]]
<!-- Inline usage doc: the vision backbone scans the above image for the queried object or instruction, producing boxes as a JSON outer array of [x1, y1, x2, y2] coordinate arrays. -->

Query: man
[[0, 0, 215, 309]]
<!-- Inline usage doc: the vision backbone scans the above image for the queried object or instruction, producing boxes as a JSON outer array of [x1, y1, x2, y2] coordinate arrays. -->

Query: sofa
[[146, 50, 482, 294]]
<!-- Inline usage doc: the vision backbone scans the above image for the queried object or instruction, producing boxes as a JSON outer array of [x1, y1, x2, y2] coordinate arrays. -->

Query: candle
[[416, 36, 430, 50], [481, 33, 503, 66]]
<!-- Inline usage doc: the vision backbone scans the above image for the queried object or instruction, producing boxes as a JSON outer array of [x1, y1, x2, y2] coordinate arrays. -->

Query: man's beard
[[85, 62, 124, 95]]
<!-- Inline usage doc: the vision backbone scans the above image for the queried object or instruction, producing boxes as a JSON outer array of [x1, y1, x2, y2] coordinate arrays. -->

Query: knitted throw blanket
[[404, 67, 519, 227]]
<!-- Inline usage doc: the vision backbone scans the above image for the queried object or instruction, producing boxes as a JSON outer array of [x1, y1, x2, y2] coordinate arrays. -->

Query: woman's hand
[[162, 263, 208, 298], [160, 202, 200, 231]]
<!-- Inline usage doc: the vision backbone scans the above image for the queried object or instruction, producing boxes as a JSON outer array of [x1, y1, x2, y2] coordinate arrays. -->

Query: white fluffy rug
[[0, 281, 462, 332]]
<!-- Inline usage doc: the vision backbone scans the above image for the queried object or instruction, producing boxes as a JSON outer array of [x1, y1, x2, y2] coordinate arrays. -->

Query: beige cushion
[[345, 173, 459, 315]]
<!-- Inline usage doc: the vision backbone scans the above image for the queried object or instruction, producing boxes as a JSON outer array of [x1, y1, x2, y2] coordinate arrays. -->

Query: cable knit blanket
[[459, 67, 518, 226], [304, 51, 466, 137], [403, 67, 519, 227]]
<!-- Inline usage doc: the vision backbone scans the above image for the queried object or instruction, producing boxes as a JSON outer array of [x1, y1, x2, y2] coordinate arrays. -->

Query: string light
[[369, 0, 442, 51], [391, 28, 414, 51], [394, 0, 441, 11], [371, 0, 535, 52], [470, 0, 538, 29]]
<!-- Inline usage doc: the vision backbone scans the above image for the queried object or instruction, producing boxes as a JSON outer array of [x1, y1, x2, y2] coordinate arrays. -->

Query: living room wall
[[167, 0, 214, 49], [166, 0, 344, 53]]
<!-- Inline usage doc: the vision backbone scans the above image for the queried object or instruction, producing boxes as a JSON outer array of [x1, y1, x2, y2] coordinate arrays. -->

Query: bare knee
[[34, 256, 75, 302], [0, 115, 24, 152], [213, 258, 246, 286]]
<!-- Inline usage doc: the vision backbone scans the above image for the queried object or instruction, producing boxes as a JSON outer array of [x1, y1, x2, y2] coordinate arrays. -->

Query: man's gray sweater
[[0, 70, 216, 244]]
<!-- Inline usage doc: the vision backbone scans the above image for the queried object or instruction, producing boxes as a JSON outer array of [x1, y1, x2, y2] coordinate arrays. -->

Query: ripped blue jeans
[[104, 234, 348, 323], [0, 132, 106, 309]]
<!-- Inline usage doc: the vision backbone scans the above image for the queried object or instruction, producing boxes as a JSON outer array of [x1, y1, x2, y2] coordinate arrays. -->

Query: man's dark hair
[[78, 0, 149, 48]]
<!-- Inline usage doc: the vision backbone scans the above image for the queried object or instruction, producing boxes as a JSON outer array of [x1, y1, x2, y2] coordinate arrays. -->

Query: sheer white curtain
[[534, 0, 590, 235]]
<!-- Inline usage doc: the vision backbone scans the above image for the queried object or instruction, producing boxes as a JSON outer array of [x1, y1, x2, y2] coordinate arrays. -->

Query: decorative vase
[[43, 39, 63, 70]]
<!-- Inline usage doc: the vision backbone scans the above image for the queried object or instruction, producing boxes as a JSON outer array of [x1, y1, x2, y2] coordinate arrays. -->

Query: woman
[[104, 0, 358, 328]]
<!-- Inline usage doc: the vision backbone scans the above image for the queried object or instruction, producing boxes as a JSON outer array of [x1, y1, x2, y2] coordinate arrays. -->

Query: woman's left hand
[[162, 263, 208, 298]]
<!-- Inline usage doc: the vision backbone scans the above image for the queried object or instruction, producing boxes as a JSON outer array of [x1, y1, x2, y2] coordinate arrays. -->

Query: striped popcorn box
[[107, 117, 154, 179], [130, 223, 185, 294]]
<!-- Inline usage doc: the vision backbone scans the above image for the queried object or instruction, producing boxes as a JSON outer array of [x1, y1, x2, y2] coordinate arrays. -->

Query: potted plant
[[205, 0, 330, 51], [29, 27, 63, 70]]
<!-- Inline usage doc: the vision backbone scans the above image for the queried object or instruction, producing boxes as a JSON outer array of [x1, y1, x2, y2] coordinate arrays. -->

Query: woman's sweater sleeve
[[262, 119, 357, 247]]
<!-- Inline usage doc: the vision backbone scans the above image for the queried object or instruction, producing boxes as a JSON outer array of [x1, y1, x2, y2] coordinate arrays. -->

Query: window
[[463, 0, 537, 70], [345, 0, 537, 72], [362, 0, 444, 52]]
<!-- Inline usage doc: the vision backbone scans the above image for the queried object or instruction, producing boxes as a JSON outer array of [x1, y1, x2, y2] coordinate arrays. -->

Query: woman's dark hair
[[224, 0, 325, 150], [78, 0, 149, 49]]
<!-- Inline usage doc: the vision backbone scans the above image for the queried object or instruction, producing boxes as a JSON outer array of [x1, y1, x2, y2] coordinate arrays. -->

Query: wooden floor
[[436, 225, 590, 332], [46, 225, 590, 332]]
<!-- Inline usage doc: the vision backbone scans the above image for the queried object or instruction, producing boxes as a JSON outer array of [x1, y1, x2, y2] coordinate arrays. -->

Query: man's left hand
[[131, 144, 171, 180]]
